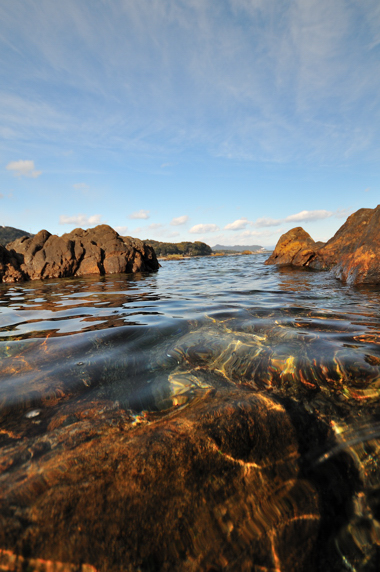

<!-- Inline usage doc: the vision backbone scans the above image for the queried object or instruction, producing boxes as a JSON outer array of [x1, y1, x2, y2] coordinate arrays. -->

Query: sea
[[1, 253, 380, 571]]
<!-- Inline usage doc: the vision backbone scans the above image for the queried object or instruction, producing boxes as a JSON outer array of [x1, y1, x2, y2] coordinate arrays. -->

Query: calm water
[[1, 253, 380, 570]]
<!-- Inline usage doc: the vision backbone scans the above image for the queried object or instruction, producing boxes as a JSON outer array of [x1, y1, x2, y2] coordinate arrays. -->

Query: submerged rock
[[1, 225, 159, 283], [265, 205, 380, 284], [0, 388, 353, 572]]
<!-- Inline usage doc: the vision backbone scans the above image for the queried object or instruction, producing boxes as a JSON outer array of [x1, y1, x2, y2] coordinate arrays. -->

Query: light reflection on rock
[[0, 390, 327, 572]]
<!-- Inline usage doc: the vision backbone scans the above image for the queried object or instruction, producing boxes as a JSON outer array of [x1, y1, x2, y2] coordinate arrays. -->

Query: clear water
[[1, 253, 380, 571]]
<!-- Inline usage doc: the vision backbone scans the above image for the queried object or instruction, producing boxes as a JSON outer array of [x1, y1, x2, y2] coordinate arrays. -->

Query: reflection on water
[[1, 254, 380, 570]]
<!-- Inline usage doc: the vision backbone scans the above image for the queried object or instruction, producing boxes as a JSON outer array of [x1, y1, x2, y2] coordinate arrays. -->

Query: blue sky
[[0, 0, 379, 247]]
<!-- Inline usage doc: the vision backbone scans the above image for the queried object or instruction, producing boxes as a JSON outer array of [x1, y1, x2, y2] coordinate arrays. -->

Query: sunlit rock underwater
[[1, 254, 380, 570]]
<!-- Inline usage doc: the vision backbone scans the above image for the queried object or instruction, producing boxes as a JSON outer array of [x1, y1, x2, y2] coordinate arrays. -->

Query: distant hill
[[212, 244, 265, 252], [144, 240, 212, 257], [0, 226, 32, 246]]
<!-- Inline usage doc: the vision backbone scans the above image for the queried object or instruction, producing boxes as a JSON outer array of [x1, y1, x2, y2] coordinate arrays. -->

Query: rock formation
[[0, 225, 159, 283], [264, 227, 321, 267], [265, 206, 380, 284], [0, 388, 352, 572]]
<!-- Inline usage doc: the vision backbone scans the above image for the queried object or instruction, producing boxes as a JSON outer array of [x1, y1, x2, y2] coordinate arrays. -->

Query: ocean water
[[1, 253, 380, 571]]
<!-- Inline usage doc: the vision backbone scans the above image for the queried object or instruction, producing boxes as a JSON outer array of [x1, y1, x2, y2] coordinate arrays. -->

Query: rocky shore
[[265, 205, 380, 284], [0, 225, 159, 283]]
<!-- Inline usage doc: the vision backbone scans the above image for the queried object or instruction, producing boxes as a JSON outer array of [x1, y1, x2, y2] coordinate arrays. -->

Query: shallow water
[[1, 254, 380, 571]]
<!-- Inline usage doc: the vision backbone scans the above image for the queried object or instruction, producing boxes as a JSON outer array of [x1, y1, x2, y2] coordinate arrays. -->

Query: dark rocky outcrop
[[265, 206, 380, 284], [0, 225, 159, 283]]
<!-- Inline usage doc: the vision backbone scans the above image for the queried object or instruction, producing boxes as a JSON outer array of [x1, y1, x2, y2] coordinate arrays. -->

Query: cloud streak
[[171, 215, 188, 226], [73, 182, 89, 190], [6, 160, 42, 178], [0, 0, 379, 163], [285, 210, 333, 223], [59, 214, 103, 226], [224, 217, 251, 230], [189, 223, 220, 234], [129, 210, 150, 220], [255, 209, 333, 228]]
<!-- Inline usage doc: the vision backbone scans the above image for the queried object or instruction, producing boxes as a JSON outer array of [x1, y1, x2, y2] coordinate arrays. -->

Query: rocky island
[[265, 205, 380, 284], [0, 224, 159, 283]]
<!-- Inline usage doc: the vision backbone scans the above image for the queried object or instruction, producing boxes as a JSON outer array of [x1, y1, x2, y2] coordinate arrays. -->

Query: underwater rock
[[265, 205, 380, 284], [2, 225, 159, 282], [0, 389, 351, 572]]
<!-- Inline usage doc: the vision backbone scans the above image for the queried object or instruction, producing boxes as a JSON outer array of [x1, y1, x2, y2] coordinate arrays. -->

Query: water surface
[[1, 254, 380, 570]]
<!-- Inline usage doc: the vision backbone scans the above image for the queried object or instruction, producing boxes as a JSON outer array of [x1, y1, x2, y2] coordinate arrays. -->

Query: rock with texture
[[309, 208, 375, 271], [265, 206, 380, 284], [1, 225, 159, 283], [0, 388, 353, 572], [264, 227, 319, 266], [324, 207, 380, 284]]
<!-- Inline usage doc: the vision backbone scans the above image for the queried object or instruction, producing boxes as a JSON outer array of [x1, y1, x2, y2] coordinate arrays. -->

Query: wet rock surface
[[265, 205, 380, 284], [0, 389, 355, 572], [0, 225, 159, 283]]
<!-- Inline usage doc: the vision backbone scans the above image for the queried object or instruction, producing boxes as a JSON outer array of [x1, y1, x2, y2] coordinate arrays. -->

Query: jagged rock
[[264, 227, 320, 266], [2, 225, 159, 283], [265, 206, 380, 284]]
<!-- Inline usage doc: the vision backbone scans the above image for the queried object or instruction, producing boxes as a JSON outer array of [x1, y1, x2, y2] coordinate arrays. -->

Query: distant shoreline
[[158, 251, 272, 261]]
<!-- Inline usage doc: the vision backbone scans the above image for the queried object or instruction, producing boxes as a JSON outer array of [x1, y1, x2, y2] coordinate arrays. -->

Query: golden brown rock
[[264, 227, 319, 266], [330, 206, 380, 284], [309, 207, 374, 271], [265, 206, 380, 284], [0, 389, 345, 572], [2, 225, 159, 283]]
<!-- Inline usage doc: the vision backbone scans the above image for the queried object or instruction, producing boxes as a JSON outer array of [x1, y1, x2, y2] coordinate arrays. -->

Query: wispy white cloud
[[189, 223, 220, 234], [73, 182, 89, 190], [285, 210, 332, 223], [59, 214, 103, 226], [129, 209, 150, 220], [255, 217, 283, 228], [334, 207, 353, 219], [6, 159, 42, 178], [0, 0, 379, 163], [224, 217, 251, 230], [255, 209, 333, 228], [240, 229, 283, 238], [210, 226, 284, 247], [171, 215, 188, 226], [114, 225, 128, 235], [148, 223, 163, 230]]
